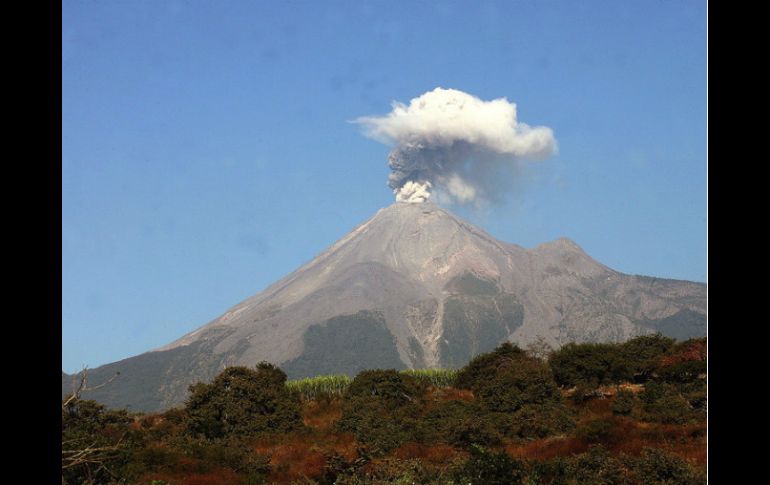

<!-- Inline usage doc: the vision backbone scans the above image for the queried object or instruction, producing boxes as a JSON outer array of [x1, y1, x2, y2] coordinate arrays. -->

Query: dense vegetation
[[62, 335, 706, 484]]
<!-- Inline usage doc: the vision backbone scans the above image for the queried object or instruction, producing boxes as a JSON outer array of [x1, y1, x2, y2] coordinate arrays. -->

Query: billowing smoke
[[355, 87, 557, 206]]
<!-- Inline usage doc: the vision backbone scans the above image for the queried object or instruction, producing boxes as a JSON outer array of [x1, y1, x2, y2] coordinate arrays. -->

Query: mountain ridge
[[63, 202, 705, 411]]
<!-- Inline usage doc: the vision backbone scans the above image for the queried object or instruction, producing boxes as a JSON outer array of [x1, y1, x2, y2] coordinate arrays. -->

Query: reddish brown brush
[[302, 398, 343, 429], [664, 439, 707, 465], [266, 438, 327, 483], [323, 432, 359, 461], [603, 421, 706, 465], [392, 443, 464, 465], [252, 430, 360, 483], [429, 387, 475, 402], [562, 391, 706, 466], [582, 397, 612, 415], [658, 339, 707, 367], [506, 436, 591, 461], [141, 469, 242, 485]]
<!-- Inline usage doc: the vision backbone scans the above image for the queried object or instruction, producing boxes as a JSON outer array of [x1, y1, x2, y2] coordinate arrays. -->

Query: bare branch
[[61, 433, 127, 470], [62, 367, 120, 409], [61, 368, 125, 482], [84, 372, 120, 393], [62, 367, 88, 408]]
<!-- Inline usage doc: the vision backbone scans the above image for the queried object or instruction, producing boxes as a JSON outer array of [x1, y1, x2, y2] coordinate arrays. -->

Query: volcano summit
[[63, 202, 706, 412]]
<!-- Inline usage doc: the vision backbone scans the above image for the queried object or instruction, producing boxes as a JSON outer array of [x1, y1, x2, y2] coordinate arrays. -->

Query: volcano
[[63, 203, 706, 411]]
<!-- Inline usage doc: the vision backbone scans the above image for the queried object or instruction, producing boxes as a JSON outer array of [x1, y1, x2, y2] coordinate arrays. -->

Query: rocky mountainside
[[62, 202, 706, 411]]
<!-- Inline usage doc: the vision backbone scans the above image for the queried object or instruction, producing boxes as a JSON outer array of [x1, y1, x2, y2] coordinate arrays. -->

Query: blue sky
[[62, 0, 707, 373]]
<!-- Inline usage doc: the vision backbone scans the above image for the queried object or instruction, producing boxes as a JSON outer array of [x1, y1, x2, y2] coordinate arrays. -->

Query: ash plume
[[355, 87, 557, 206]]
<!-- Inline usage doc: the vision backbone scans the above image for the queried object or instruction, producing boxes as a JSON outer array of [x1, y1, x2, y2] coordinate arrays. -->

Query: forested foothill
[[62, 334, 706, 484]]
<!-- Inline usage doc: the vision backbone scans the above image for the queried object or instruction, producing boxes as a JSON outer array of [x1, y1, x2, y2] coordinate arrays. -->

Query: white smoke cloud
[[395, 180, 432, 203], [355, 87, 557, 206]]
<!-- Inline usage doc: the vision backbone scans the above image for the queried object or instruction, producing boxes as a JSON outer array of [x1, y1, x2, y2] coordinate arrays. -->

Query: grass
[[400, 368, 459, 388], [286, 369, 459, 400], [286, 374, 352, 400]]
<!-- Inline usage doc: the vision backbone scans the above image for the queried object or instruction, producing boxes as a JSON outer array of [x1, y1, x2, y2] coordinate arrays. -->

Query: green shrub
[[549, 342, 630, 388], [530, 457, 570, 484], [338, 369, 428, 454], [612, 389, 637, 415], [565, 445, 627, 485], [347, 457, 438, 484], [679, 380, 707, 416], [656, 360, 706, 383], [122, 445, 186, 478], [453, 445, 529, 485], [189, 437, 271, 478], [62, 398, 133, 436], [570, 381, 602, 404], [184, 363, 303, 439], [577, 418, 615, 444], [474, 358, 562, 413], [337, 395, 421, 454], [631, 447, 705, 485], [476, 352, 573, 440], [454, 342, 527, 390], [511, 402, 575, 440], [418, 400, 504, 447], [345, 369, 427, 407], [548, 334, 676, 388], [639, 382, 695, 424], [322, 450, 371, 484], [618, 334, 676, 381], [646, 393, 694, 424], [452, 342, 574, 441], [160, 406, 187, 425]]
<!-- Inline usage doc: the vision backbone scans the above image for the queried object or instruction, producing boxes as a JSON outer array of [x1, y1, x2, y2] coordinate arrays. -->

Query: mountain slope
[[63, 203, 706, 411]]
